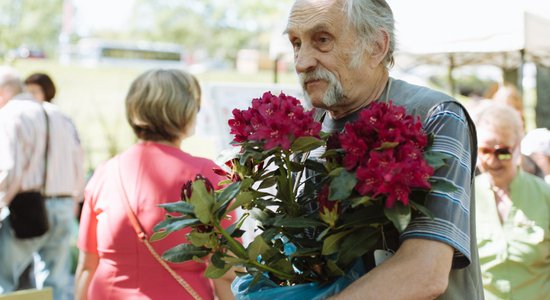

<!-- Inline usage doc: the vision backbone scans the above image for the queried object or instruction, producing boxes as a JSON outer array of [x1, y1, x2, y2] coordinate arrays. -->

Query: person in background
[[24, 73, 56, 103], [0, 67, 84, 300], [13, 72, 81, 292], [286, 0, 483, 299], [472, 102, 550, 299], [521, 128, 550, 184], [75, 69, 236, 300]]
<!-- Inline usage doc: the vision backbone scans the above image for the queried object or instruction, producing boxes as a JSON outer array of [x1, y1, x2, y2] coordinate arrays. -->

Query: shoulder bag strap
[[115, 157, 202, 300], [41, 105, 49, 195]]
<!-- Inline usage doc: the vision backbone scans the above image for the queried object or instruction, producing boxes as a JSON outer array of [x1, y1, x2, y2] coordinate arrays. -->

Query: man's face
[[286, 0, 369, 109], [477, 125, 518, 185]]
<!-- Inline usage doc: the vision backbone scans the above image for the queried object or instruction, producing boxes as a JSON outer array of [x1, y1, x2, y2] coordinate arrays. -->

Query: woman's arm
[[75, 250, 99, 300], [212, 267, 237, 300]]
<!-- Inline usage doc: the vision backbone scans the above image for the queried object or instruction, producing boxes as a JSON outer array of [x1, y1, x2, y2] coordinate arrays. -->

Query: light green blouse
[[475, 170, 550, 300]]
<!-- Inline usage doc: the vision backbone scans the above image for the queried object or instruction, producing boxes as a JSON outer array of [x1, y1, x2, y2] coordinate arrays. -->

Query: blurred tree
[[0, 0, 63, 62], [121, 0, 292, 64]]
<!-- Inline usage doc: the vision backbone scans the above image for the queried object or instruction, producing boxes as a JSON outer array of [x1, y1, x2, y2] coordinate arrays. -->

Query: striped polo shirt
[[317, 77, 483, 299]]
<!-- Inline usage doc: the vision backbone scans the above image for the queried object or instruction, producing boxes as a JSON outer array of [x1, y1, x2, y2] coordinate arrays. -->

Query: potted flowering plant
[[152, 92, 452, 299]]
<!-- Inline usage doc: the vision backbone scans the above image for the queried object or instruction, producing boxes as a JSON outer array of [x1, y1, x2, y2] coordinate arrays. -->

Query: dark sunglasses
[[478, 146, 513, 161]]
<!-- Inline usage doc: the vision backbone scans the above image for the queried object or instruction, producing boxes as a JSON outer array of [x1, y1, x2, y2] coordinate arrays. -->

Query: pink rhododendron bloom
[[228, 92, 321, 151], [339, 101, 434, 208]]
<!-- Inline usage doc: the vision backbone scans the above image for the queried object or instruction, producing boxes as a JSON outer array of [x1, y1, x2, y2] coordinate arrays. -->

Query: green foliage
[[152, 101, 458, 287], [0, 0, 63, 59], [126, 0, 293, 61], [384, 203, 412, 232]]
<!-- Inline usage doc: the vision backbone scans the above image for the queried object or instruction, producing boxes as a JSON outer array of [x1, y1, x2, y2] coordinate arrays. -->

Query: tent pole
[[448, 55, 456, 97], [518, 49, 525, 96]]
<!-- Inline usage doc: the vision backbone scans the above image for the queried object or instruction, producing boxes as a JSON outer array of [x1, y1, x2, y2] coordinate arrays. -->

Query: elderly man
[[285, 0, 483, 299], [0, 66, 84, 300]]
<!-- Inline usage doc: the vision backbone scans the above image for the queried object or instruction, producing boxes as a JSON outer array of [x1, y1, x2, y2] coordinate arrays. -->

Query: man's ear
[[368, 30, 390, 68]]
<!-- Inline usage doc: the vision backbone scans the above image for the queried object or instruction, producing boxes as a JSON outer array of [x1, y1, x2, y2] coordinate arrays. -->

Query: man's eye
[[315, 34, 333, 51], [292, 40, 301, 51]]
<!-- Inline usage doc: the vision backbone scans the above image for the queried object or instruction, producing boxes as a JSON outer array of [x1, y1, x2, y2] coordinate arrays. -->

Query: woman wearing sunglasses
[[472, 102, 550, 300]]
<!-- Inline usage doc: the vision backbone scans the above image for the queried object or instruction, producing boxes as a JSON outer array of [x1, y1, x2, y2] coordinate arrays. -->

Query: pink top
[[78, 142, 228, 299]]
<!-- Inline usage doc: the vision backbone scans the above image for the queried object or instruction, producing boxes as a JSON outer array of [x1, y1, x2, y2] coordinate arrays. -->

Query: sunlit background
[[2, 0, 550, 172]]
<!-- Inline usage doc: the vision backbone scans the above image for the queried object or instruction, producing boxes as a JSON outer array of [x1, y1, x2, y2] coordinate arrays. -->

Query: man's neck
[[328, 67, 389, 120]]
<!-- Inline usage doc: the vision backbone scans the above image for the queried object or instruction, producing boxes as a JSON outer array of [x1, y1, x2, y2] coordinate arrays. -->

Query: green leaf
[[228, 191, 254, 211], [162, 244, 209, 263], [149, 231, 169, 242], [211, 251, 226, 268], [215, 181, 242, 210], [153, 217, 201, 234], [276, 174, 290, 202], [304, 159, 326, 173], [289, 161, 304, 172], [350, 196, 371, 208], [270, 258, 294, 275], [258, 176, 278, 189], [424, 151, 450, 169], [411, 200, 435, 219], [429, 178, 457, 193], [322, 230, 352, 255], [329, 169, 357, 200], [222, 256, 248, 265], [328, 167, 345, 177], [204, 263, 231, 279], [316, 227, 332, 241], [241, 178, 255, 190], [384, 203, 412, 232], [291, 136, 324, 153], [247, 235, 270, 261], [291, 247, 321, 257], [339, 228, 379, 265], [273, 217, 326, 228], [326, 259, 345, 277], [158, 201, 195, 215], [187, 231, 213, 247], [375, 141, 399, 150], [189, 180, 215, 224]]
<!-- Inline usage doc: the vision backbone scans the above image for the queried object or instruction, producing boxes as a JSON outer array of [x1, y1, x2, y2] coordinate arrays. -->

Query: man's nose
[[294, 46, 317, 74]]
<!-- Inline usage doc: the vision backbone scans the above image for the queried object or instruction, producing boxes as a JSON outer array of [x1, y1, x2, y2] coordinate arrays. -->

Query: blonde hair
[[472, 100, 524, 144], [126, 69, 201, 142]]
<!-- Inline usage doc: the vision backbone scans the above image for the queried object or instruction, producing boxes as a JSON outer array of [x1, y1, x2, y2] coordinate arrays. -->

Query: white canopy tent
[[390, 0, 550, 91]]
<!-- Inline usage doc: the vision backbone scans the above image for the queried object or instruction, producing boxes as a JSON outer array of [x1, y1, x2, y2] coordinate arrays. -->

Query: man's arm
[[331, 238, 453, 300]]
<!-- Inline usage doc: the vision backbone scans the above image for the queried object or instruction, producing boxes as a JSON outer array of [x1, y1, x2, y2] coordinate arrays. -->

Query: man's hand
[[330, 238, 453, 300]]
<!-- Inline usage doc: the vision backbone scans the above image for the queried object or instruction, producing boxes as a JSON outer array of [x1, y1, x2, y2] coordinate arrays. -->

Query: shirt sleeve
[[401, 101, 474, 268], [0, 115, 24, 207]]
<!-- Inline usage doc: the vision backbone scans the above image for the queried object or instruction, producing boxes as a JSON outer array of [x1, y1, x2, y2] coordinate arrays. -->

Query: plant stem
[[213, 221, 247, 258], [283, 152, 300, 216], [213, 220, 294, 280], [250, 260, 294, 280]]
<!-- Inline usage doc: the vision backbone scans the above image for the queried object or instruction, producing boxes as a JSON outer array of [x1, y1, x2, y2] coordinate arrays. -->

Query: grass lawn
[[10, 59, 300, 172]]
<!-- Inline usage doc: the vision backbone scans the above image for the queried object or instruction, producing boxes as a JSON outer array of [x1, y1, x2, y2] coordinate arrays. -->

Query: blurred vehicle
[[75, 38, 186, 67], [13, 46, 47, 59]]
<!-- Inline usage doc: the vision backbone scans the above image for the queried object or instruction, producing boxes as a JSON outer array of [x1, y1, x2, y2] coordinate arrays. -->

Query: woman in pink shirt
[[75, 69, 235, 300]]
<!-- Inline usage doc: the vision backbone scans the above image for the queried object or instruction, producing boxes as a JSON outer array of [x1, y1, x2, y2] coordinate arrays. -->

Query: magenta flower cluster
[[228, 92, 321, 150], [338, 101, 434, 208]]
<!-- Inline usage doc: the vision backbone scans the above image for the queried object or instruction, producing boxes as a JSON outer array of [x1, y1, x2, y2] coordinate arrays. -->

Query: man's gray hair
[[343, 0, 396, 68], [0, 66, 24, 94]]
